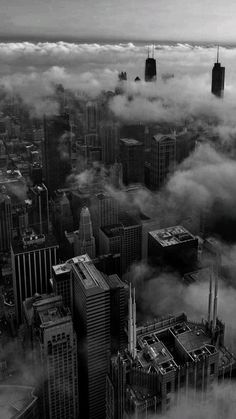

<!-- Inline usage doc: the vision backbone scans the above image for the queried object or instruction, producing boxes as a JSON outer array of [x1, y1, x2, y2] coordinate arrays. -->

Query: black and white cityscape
[[1, 1, 236, 418]]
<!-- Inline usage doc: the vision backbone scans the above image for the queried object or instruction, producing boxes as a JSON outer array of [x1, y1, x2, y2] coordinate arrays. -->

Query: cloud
[[1, 41, 236, 121]]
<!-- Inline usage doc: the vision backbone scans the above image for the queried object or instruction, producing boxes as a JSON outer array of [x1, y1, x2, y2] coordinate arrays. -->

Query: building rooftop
[[149, 225, 196, 247], [0, 385, 37, 419], [132, 313, 233, 373], [120, 138, 142, 146], [153, 134, 176, 143], [72, 254, 110, 291], [11, 231, 58, 254]]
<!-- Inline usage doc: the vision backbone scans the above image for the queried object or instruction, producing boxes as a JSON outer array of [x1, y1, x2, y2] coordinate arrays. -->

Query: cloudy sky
[[0, 0, 235, 43]]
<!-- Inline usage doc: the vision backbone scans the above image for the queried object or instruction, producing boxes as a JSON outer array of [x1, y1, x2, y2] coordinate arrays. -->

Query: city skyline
[[1, 2, 236, 419]]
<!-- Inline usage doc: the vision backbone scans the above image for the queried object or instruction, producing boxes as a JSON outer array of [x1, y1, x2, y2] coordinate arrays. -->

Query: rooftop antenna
[[148, 46, 150, 58], [152, 44, 155, 58], [217, 45, 220, 64]]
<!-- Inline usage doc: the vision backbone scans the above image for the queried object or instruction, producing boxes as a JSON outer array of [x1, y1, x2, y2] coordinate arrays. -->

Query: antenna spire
[[152, 44, 155, 58], [148, 46, 150, 58], [217, 45, 220, 63]]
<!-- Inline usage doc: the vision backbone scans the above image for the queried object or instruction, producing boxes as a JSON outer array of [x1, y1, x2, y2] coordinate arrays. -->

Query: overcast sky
[[0, 0, 235, 43]]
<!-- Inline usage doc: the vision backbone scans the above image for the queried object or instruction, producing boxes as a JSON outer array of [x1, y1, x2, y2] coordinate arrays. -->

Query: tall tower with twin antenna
[[145, 45, 157, 82], [211, 45, 225, 98]]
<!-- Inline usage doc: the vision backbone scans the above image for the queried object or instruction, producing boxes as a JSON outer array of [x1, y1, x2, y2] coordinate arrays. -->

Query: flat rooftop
[[53, 254, 92, 276], [149, 225, 196, 247], [12, 232, 58, 254], [0, 385, 37, 419], [120, 138, 142, 146], [153, 134, 176, 143], [72, 255, 110, 291]]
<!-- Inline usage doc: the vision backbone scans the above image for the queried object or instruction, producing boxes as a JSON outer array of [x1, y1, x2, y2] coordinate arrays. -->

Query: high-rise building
[[42, 114, 71, 195], [11, 230, 59, 324], [71, 254, 127, 419], [150, 134, 176, 189], [71, 255, 110, 419], [106, 284, 236, 419], [100, 121, 120, 165], [90, 192, 119, 248], [120, 138, 144, 185], [99, 215, 142, 275], [85, 101, 98, 134], [28, 183, 50, 235], [51, 190, 74, 240], [211, 46, 225, 98], [23, 294, 79, 419], [74, 207, 96, 258], [148, 225, 199, 274], [51, 262, 73, 311], [145, 47, 157, 82], [0, 188, 12, 252]]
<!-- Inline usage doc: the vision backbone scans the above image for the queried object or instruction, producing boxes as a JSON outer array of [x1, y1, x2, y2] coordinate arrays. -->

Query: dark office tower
[[0, 188, 12, 251], [51, 190, 74, 240], [150, 133, 176, 189], [100, 121, 120, 165], [148, 225, 198, 275], [212, 46, 225, 98], [30, 162, 43, 185], [74, 207, 96, 258], [145, 46, 157, 82], [85, 101, 98, 133], [51, 262, 72, 311], [71, 255, 111, 419], [120, 138, 144, 185], [90, 192, 119, 248], [42, 114, 71, 195], [29, 183, 49, 235], [11, 230, 59, 324], [99, 216, 142, 275], [23, 294, 79, 419]]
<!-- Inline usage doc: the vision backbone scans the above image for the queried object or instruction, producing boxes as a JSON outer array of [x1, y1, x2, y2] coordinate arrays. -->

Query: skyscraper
[[11, 230, 59, 324], [150, 134, 176, 189], [211, 46, 225, 98], [0, 188, 12, 252], [90, 192, 119, 248], [74, 207, 96, 258], [120, 138, 144, 185], [71, 255, 111, 419], [23, 294, 79, 419], [28, 183, 50, 235], [85, 101, 98, 134], [42, 114, 71, 195], [100, 121, 120, 165], [145, 46, 157, 82]]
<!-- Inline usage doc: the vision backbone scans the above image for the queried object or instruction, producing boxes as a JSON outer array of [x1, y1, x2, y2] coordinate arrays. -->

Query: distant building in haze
[[100, 121, 120, 165], [150, 134, 176, 189], [145, 46, 157, 82], [42, 114, 71, 195], [211, 46, 225, 98], [120, 138, 144, 185]]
